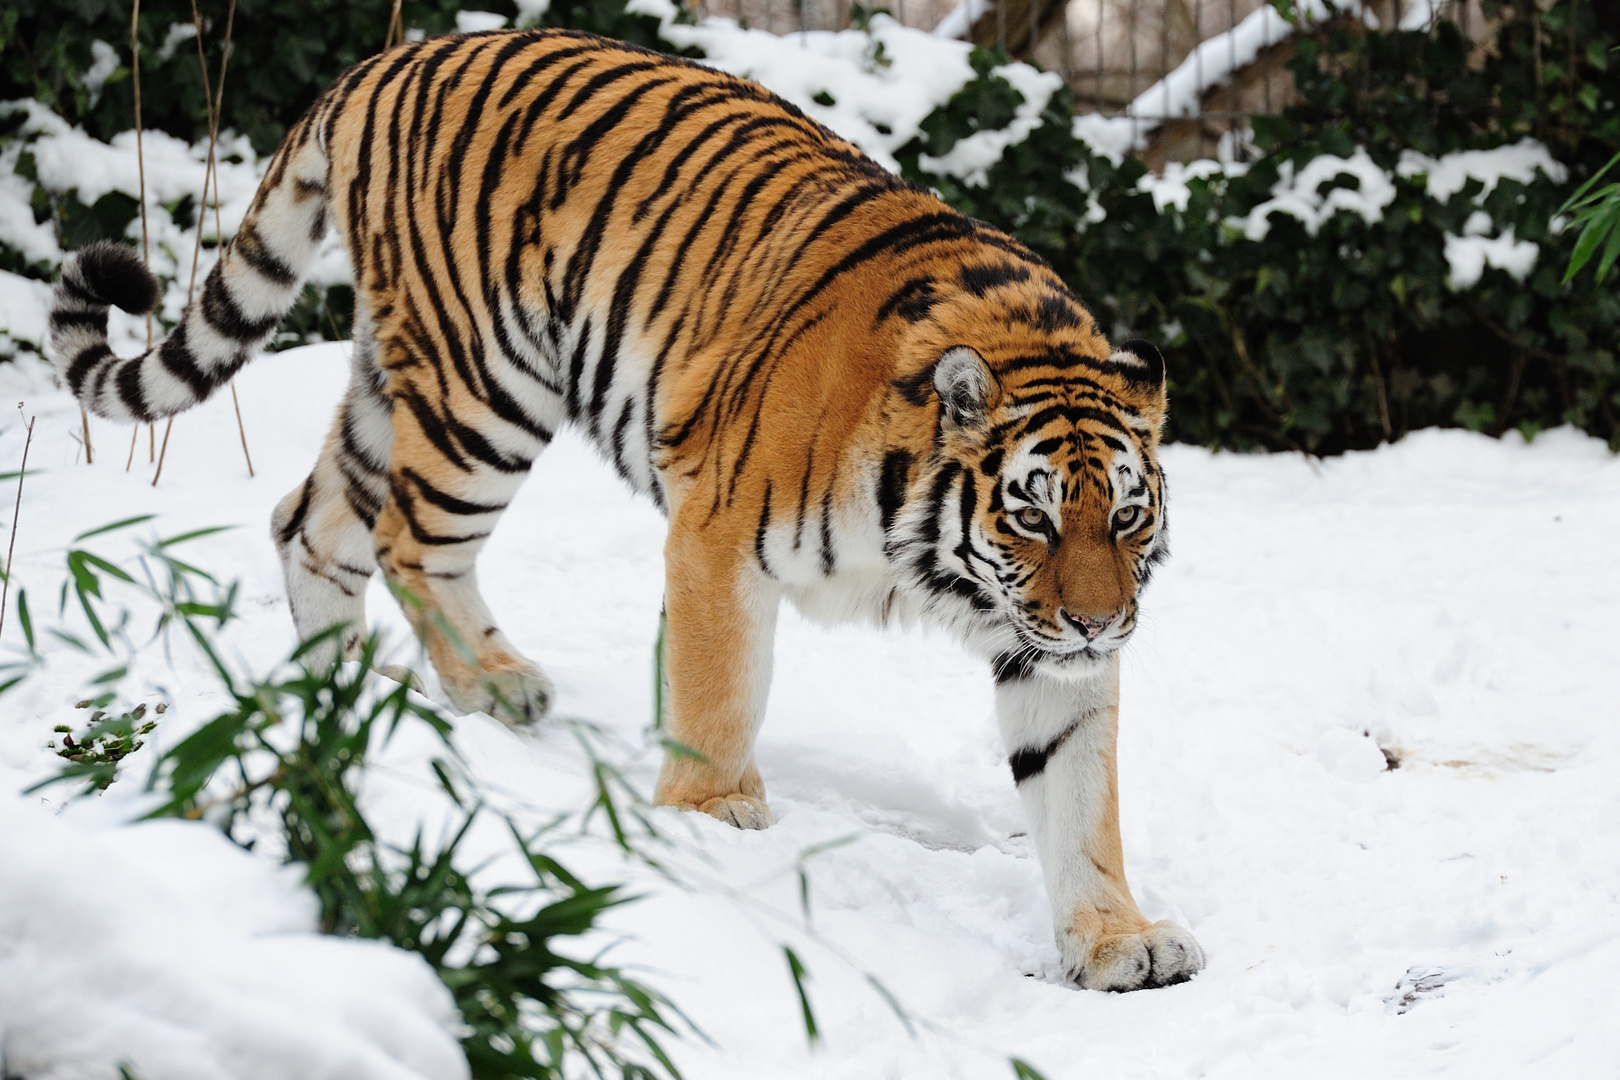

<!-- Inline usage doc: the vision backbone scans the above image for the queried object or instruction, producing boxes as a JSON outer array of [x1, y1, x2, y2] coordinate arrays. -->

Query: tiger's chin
[[1030, 645, 1116, 681]]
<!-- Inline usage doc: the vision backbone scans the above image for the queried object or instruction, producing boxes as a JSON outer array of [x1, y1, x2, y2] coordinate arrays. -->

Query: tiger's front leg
[[654, 502, 781, 830], [999, 655, 1205, 990]]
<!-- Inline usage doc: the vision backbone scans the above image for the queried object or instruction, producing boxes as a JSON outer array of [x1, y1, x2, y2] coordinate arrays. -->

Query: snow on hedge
[[1230, 148, 1398, 240], [658, 9, 978, 173], [918, 62, 1063, 186]]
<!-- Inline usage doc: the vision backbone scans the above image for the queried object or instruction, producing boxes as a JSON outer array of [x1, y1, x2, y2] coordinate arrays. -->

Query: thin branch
[[1, 409, 37, 643]]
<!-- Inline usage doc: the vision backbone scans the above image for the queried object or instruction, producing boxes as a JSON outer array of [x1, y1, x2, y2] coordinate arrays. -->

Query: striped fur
[[50, 29, 1202, 990]]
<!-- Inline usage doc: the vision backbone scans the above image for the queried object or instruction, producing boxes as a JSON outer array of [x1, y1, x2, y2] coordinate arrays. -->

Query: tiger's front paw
[[1064, 919, 1205, 991], [683, 793, 776, 830]]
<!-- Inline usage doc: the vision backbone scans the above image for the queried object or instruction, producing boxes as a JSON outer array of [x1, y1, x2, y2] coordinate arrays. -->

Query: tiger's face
[[891, 340, 1169, 681]]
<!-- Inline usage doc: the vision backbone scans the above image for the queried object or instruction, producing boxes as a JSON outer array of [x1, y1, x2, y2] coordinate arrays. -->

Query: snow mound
[[0, 791, 468, 1080]]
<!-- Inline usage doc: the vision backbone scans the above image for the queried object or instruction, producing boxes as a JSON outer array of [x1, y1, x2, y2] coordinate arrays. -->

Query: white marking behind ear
[[934, 346, 995, 427]]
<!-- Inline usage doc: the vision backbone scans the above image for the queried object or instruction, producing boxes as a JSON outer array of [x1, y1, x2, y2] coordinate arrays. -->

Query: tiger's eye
[[1015, 507, 1048, 531], [1114, 505, 1140, 529]]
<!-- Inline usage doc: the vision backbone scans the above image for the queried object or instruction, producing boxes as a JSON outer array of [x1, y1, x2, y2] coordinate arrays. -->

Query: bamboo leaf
[[155, 525, 234, 548], [17, 588, 34, 653], [73, 514, 156, 542], [783, 946, 819, 1047], [1595, 205, 1620, 284]]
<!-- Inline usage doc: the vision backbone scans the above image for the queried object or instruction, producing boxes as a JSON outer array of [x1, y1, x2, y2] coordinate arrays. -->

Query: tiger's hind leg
[[370, 350, 556, 728], [271, 333, 393, 667]]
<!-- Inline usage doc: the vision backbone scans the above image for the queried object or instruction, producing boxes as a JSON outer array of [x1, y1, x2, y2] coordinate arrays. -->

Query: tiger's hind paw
[[376, 664, 425, 693], [693, 793, 776, 830], [444, 664, 554, 728]]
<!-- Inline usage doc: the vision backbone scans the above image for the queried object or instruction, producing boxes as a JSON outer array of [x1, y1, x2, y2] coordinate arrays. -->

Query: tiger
[[49, 27, 1204, 991]]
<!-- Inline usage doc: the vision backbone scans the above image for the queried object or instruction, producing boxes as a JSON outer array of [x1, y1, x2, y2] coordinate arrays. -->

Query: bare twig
[[230, 383, 254, 476], [210, 0, 252, 478], [1, 407, 37, 643], [385, 0, 405, 49], [159, 0, 251, 485], [152, 417, 175, 487], [130, 0, 155, 474]]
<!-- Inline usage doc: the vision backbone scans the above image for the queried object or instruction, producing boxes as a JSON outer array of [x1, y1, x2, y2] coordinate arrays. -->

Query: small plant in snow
[[46, 700, 163, 792]]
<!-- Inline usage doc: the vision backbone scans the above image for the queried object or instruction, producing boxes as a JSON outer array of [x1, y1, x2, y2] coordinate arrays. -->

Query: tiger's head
[[888, 312, 1170, 683]]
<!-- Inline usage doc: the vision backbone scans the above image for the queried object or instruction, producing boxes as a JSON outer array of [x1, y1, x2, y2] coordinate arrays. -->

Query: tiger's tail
[[50, 116, 331, 423]]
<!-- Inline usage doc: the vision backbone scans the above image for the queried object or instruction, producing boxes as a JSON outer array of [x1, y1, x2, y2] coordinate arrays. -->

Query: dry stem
[[1, 409, 37, 643]]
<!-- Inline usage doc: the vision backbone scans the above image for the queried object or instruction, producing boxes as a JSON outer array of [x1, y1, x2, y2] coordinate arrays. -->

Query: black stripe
[[878, 449, 912, 533], [400, 466, 509, 516], [66, 343, 113, 396], [556, 60, 663, 122], [277, 477, 314, 544], [157, 324, 213, 401], [819, 490, 836, 575], [233, 225, 297, 286], [1008, 714, 1087, 784], [991, 650, 1039, 685], [755, 481, 775, 578], [49, 309, 106, 333], [115, 356, 150, 420], [201, 269, 280, 341]]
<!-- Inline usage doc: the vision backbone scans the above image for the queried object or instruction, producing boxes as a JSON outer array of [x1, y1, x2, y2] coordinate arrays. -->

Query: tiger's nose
[[1060, 608, 1118, 641]]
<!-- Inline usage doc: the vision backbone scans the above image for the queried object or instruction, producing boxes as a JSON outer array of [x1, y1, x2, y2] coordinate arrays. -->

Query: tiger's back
[[326, 31, 923, 497], [51, 29, 1206, 992]]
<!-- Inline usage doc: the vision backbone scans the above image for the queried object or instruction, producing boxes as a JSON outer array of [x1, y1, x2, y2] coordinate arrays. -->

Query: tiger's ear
[[933, 346, 998, 428], [1103, 338, 1167, 416]]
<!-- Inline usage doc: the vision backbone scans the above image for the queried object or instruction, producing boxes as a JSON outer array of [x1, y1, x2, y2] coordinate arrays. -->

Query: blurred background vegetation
[[1, 0, 1616, 451]]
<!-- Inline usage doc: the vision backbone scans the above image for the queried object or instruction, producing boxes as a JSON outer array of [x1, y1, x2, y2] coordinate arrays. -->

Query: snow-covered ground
[[2, 344, 1618, 1078]]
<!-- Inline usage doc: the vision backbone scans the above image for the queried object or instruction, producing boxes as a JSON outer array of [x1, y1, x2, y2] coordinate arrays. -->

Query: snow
[[2, 343, 1618, 1077], [454, 9, 509, 32], [1398, 139, 1569, 204], [0, 271, 53, 358], [82, 41, 122, 109], [1229, 147, 1397, 240], [1443, 223, 1541, 288], [1063, 0, 1355, 159], [1130, 2, 1292, 124], [930, 0, 991, 41]]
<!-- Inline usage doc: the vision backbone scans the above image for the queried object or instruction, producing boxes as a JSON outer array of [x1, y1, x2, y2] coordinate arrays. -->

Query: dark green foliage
[[0, 0, 692, 156], [900, 1, 1620, 451], [0, 0, 694, 352], [4, 0, 501, 157]]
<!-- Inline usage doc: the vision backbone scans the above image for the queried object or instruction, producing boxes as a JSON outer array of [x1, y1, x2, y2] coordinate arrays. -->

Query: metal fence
[[684, 0, 1490, 164]]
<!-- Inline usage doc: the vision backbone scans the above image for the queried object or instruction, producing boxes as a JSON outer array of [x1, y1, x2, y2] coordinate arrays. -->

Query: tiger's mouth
[[1010, 621, 1123, 662]]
